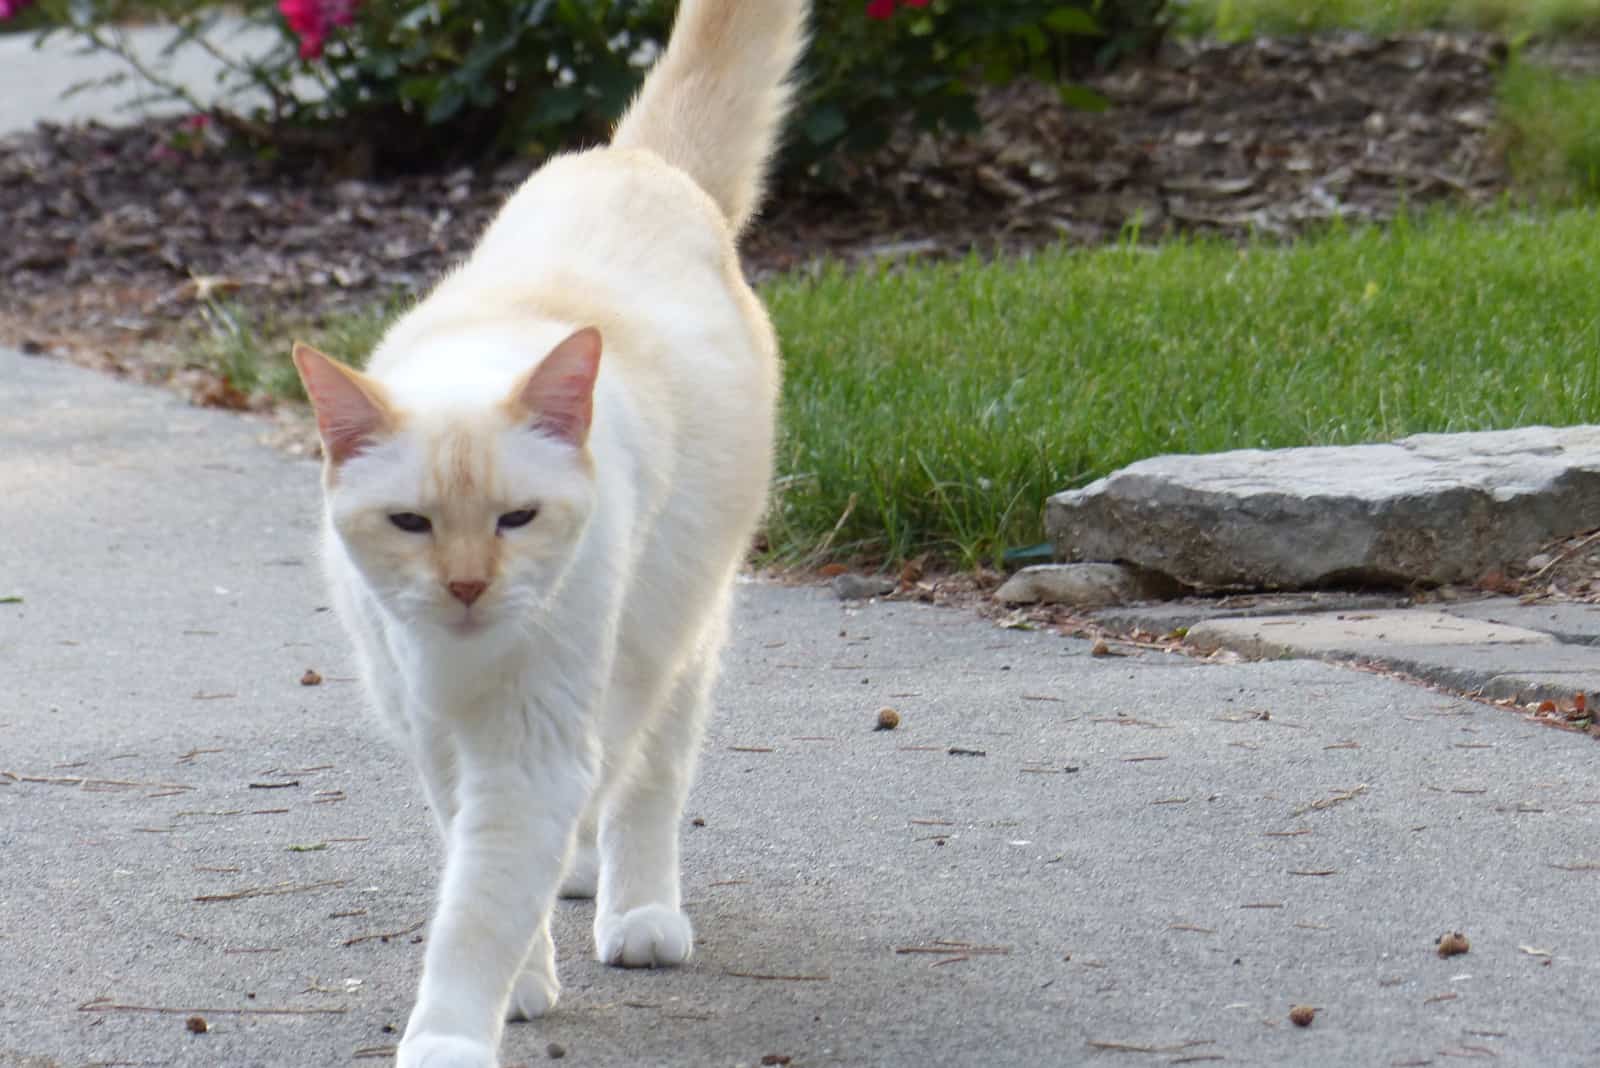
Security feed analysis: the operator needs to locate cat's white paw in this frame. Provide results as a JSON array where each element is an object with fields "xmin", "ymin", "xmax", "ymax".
[
  {"xmin": 558, "ymin": 845, "xmax": 599, "ymax": 899},
  {"xmin": 396, "ymin": 1032, "xmax": 495, "ymax": 1068},
  {"xmin": 595, "ymin": 904, "xmax": 694, "ymax": 968},
  {"xmin": 505, "ymin": 968, "xmax": 560, "ymax": 1021}
]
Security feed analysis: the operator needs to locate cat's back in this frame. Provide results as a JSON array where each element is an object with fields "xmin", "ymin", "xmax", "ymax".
[
  {"xmin": 369, "ymin": 145, "xmax": 773, "ymax": 406},
  {"xmin": 366, "ymin": 143, "xmax": 776, "ymax": 485},
  {"xmin": 473, "ymin": 147, "xmax": 739, "ymax": 304}
]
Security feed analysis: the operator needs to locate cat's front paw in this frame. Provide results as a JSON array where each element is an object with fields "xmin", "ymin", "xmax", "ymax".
[
  {"xmin": 396, "ymin": 1032, "xmax": 495, "ymax": 1068},
  {"xmin": 595, "ymin": 904, "xmax": 694, "ymax": 968},
  {"xmin": 505, "ymin": 968, "xmax": 560, "ymax": 1021}
]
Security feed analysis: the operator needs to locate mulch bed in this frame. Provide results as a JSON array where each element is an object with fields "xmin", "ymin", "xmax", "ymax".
[{"xmin": 1, "ymin": 31, "xmax": 1510, "ymax": 379}]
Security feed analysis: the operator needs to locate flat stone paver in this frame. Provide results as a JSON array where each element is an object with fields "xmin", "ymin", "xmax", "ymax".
[
  {"xmin": 1088, "ymin": 592, "xmax": 1412, "ymax": 636},
  {"xmin": 1444, "ymin": 597, "xmax": 1600, "ymax": 646},
  {"xmin": 1175, "ymin": 606, "xmax": 1600, "ymax": 708},
  {"xmin": 1185, "ymin": 610, "xmax": 1554, "ymax": 657}
]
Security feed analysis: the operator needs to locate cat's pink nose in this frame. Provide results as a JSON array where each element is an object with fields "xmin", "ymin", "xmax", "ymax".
[{"xmin": 448, "ymin": 580, "xmax": 488, "ymax": 606}]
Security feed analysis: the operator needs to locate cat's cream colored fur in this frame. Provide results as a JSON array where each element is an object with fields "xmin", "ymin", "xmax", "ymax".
[{"xmin": 290, "ymin": 3, "xmax": 808, "ymax": 1065}]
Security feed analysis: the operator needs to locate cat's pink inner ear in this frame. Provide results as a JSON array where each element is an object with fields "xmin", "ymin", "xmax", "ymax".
[
  {"xmin": 291, "ymin": 342, "xmax": 393, "ymax": 466},
  {"xmin": 512, "ymin": 327, "xmax": 602, "ymax": 446}
]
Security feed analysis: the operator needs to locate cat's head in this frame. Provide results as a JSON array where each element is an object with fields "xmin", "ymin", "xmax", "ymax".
[{"xmin": 292, "ymin": 327, "xmax": 602, "ymax": 637}]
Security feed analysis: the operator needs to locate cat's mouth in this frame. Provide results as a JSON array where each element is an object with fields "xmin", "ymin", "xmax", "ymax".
[{"xmin": 447, "ymin": 612, "xmax": 490, "ymax": 637}]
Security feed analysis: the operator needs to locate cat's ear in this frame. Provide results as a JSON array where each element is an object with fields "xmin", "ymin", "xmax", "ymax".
[
  {"xmin": 507, "ymin": 327, "xmax": 602, "ymax": 447},
  {"xmin": 291, "ymin": 342, "xmax": 395, "ymax": 466}
]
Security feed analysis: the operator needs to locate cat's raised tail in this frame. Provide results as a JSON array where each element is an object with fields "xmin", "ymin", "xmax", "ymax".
[{"xmin": 612, "ymin": 0, "xmax": 809, "ymax": 235}]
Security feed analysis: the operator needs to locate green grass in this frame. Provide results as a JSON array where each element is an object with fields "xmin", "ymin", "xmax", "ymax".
[
  {"xmin": 1499, "ymin": 59, "xmax": 1600, "ymax": 198},
  {"xmin": 764, "ymin": 209, "xmax": 1600, "ymax": 567},
  {"xmin": 190, "ymin": 296, "xmax": 402, "ymax": 399},
  {"xmin": 203, "ymin": 208, "xmax": 1600, "ymax": 570},
  {"xmin": 1180, "ymin": 0, "xmax": 1600, "ymax": 38}
]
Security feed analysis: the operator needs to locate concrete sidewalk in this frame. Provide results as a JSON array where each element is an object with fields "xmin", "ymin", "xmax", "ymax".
[
  {"xmin": 0, "ymin": 21, "xmax": 310, "ymax": 137},
  {"xmin": 4, "ymin": 348, "xmax": 1598, "ymax": 1068}
]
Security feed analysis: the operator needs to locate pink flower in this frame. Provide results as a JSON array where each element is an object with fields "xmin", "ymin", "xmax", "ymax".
[
  {"xmin": 279, "ymin": 0, "xmax": 359, "ymax": 60},
  {"xmin": 0, "ymin": 0, "xmax": 36, "ymax": 19},
  {"xmin": 866, "ymin": 0, "xmax": 928, "ymax": 19}
]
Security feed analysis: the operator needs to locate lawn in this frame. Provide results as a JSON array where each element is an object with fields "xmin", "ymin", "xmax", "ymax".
[
  {"xmin": 765, "ymin": 209, "xmax": 1600, "ymax": 567},
  {"xmin": 1181, "ymin": 0, "xmax": 1600, "ymax": 38}
]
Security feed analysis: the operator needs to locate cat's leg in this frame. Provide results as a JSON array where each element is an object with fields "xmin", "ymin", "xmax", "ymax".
[
  {"xmin": 557, "ymin": 796, "xmax": 601, "ymax": 899},
  {"xmin": 507, "ymin": 799, "xmax": 594, "ymax": 1023},
  {"xmin": 408, "ymin": 719, "xmax": 460, "ymax": 844},
  {"xmin": 398, "ymin": 715, "xmax": 593, "ymax": 1068},
  {"xmin": 507, "ymin": 789, "xmax": 598, "ymax": 1024},
  {"xmin": 592, "ymin": 651, "xmax": 716, "ymax": 968},
  {"xmin": 504, "ymin": 912, "xmax": 559, "ymax": 1022}
]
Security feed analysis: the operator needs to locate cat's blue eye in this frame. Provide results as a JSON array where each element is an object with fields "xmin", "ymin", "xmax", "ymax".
[
  {"xmin": 389, "ymin": 512, "xmax": 432, "ymax": 534},
  {"xmin": 497, "ymin": 509, "xmax": 538, "ymax": 531}
]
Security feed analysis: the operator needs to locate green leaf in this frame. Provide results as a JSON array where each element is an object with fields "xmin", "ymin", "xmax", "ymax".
[
  {"xmin": 589, "ymin": 62, "xmax": 642, "ymax": 117},
  {"xmin": 801, "ymin": 105, "xmax": 848, "ymax": 147},
  {"xmin": 1044, "ymin": 6, "xmax": 1102, "ymax": 35},
  {"xmin": 983, "ymin": 56, "xmax": 1014, "ymax": 85},
  {"xmin": 426, "ymin": 85, "xmax": 466, "ymax": 123},
  {"xmin": 397, "ymin": 75, "xmax": 439, "ymax": 104},
  {"xmin": 529, "ymin": 86, "xmax": 586, "ymax": 127},
  {"xmin": 397, "ymin": 5, "xmax": 437, "ymax": 31},
  {"xmin": 1057, "ymin": 83, "xmax": 1111, "ymax": 113},
  {"xmin": 520, "ymin": 0, "xmax": 556, "ymax": 28}
]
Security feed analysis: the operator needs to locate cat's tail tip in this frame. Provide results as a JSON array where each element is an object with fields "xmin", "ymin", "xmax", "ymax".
[{"xmin": 611, "ymin": 0, "xmax": 810, "ymax": 236}]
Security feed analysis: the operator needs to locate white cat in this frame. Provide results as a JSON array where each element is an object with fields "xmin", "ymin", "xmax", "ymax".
[{"xmin": 289, "ymin": 2, "xmax": 809, "ymax": 1065}]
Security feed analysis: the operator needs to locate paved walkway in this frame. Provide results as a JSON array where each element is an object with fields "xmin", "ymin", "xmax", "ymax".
[{"xmin": 4, "ymin": 352, "xmax": 1599, "ymax": 1068}]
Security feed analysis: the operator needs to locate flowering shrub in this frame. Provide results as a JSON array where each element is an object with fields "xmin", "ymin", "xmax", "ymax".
[
  {"xmin": 0, "ymin": 0, "xmax": 42, "ymax": 26},
  {"xmin": 19, "ymin": 0, "xmax": 1169, "ymax": 176},
  {"xmin": 865, "ymin": 0, "xmax": 928, "ymax": 19},
  {"xmin": 278, "ymin": 0, "xmax": 357, "ymax": 59}
]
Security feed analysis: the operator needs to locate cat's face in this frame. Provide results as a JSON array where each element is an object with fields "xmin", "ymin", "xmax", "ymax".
[
  {"xmin": 330, "ymin": 419, "xmax": 594, "ymax": 634},
  {"xmin": 294, "ymin": 328, "xmax": 602, "ymax": 637}
]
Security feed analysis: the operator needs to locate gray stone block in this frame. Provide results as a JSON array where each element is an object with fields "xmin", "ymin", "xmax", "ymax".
[
  {"xmin": 1183, "ymin": 609, "xmax": 1554, "ymax": 661},
  {"xmin": 1181, "ymin": 610, "xmax": 1600, "ymax": 702},
  {"xmin": 1047, "ymin": 425, "xmax": 1600, "ymax": 589},
  {"xmin": 1088, "ymin": 591, "xmax": 1412, "ymax": 635}
]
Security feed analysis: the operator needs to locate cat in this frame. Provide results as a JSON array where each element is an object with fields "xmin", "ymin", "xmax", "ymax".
[{"xmin": 288, "ymin": 2, "xmax": 809, "ymax": 1065}]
